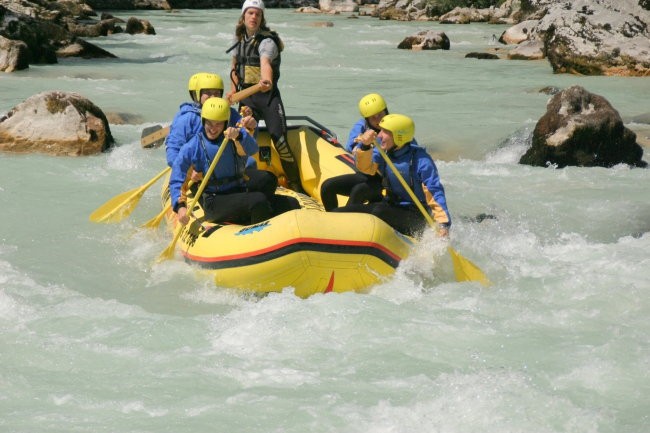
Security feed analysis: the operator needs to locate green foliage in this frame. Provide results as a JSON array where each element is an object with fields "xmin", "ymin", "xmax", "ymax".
[
  {"xmin": 427, "ymin": 0, "xmax": 504, "ymax": 15},
  {"xmin": 520, "ymin": 0, "xmax": 536, "ymax": 13}
]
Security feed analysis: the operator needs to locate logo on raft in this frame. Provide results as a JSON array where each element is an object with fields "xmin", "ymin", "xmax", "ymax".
[{"xmin": 236, "ymin": 221, "xmax": 270, "ymax": 236}]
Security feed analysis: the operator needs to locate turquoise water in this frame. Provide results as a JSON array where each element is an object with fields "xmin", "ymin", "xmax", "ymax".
[{"xmin": 1, "ymin": 9, "xmax": 649, "ymax": 433}]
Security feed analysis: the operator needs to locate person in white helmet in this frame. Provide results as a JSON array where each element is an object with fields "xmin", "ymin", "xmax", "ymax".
[{"xmin": 226, "ymin": 0, "xmax": 304, "ymax": 194}]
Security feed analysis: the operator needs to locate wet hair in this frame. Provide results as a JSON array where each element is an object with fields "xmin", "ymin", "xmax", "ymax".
[{"xmin": 235, "ymin": 13, "xmax": 269, "ymax": 40}]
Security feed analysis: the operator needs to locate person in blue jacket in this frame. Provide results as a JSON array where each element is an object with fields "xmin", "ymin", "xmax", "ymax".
[
  {"xmin": 320, "ymin": 93, "xmax": 387, "ymax": 210},
  {"xmin": 332, "ymin": 113, "xmax": 451, "ymax": 238},
  {"xmin": 170, "ymin": 97, "xmax": 273, "ymax": 226},
  {"xmin": 165, "ymin": 72, "xmax": 257, "ymax": 168}
]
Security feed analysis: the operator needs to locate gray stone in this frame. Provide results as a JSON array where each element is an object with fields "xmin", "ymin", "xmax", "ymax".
[
  {"xmin": 520, "ymin": 86, "xmax": 647, "ymax": 168},
  {"xmin": 0, "ymin": 91, "xmax": 114, "ymax": 156}
]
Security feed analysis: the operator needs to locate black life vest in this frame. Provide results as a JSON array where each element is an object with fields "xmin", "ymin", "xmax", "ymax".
[{"xmin": 229, "ymin": 30, "xmax": 282, "ymax": 90}]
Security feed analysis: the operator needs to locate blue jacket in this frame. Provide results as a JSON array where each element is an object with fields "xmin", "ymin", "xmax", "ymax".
[
  {"xmin": 170, "ymin": 127, "xmax": 258, "ymax": 211},
  {"xmin": 165, "ymin": 102, "xmax": 201, "ymax": 166},
  {"xmin": 165, "ymin": 104, "xmax": 255, "ymax": 168},
  {"xmin": 345, "ymin": 118, "xmax": 371, "ymax": 152},
  {"xmin": 355, "ymin": 142, "xmax": 450, "ymax": 226}
]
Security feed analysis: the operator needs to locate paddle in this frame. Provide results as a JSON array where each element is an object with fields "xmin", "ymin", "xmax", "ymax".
[
  {"xmin": 156, "ymin": 136, "xmax": 230, "ymax": 262},
  {"xmin": 139, "ymin": 84, "xmax": 263, "ymax": 149},
  {"xmin": 89, "ymin": 167, "xmax": 171, "ymax": 223},
  {"xmin": 141, "ymin": 202, "xmax": 171, "ymax": 229},
  {"xmin": 141, "ymin": 125, "xmax": 170, "ymax": 148},
  {"xmin": 229, "ymin": 82, "xmax": 263, "ymax": 104},
  {"xmin": 374, "ymin": 144, "xmax": 490, "ymax": 286},
  {"xmin": 141, "ymin": 180, "xmax": 195, "ymax": 229}
]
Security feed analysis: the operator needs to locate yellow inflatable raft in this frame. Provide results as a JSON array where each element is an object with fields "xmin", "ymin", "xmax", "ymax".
[{"xmin": 162, "ymin": 117, "xmax": 413, "ymax": 297}]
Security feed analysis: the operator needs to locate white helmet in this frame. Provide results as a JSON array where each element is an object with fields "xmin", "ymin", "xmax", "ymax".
[{"xmin": 242, "ymin": 0, "xmax": 265, "ymax": 13}]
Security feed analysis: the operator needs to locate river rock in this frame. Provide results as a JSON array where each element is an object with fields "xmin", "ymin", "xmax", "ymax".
[
  {"xmin": 0, "ymin": 1, "xmax": 119, "ymax": 67},
  {"xmin": 398, "ymin": 30, "xmax": 449, "ymax": 50},
  {"xmin": 507, "ymin": 38, "xmax": 544, "ymax": 60},
  {"xmin": 0, "ymin": 91, "xmax": 114, "ymax": 156},
  {"xmin": 66, "ymin": 18, "xmax": 125, "ymax": 37},
  {"xmin": 125, "ymin": 16, "xmax": 156, "ymax": 35},
  {"xmin": 465, "ymin": 52, "xmax": 499, "ymax": 60},
  {"xmin": 296, "ymin": 6, "xmax": 322, "ymax": 13},
  {"xmin": 0, "ymin": 35, "xmax": 29, "ymax": 72},
  {"xmin": 541, "ymin": 0, "xmax": 650, "ymax": 76},
  {"xmin": 439, "ymin": 6, "xmax": 488, "ymax": 24},
  {"xmin": 499, "ymin": 19, "xmax": 538, "ymax": 44},
  {"xmin": 319, "ymin": 0, "xmax": 357, "ymax": 13},
  {"xmin": 374, "ymin": 0, "xmax": 431, "ymax": 21},
  {"xmin": 500, "ymin": 0, "xmax": 650, "ymax": 76},
  {"xmin": 519, "ymin": 86, "xmax": 647, "ymax": 168}
]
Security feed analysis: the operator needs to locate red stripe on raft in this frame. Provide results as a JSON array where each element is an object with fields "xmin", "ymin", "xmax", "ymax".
[
  {"xmin": 324, "ymin": 271, "xmax": 335, "ymax": 293},
  {"xmin": 182, "ymin": 237, "xmax": 402, "ymax": 263}
]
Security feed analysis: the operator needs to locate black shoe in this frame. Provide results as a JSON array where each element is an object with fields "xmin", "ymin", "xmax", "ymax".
[{"xmin": 289, "ymin": 181, "xmax": 306, "ymax": 195}]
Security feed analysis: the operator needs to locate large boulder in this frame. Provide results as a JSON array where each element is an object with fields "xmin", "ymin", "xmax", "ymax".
[
  {"xmin": 0, "ymin": 1, "xmax": 118, "ymax": 67},
  {"xmin": 540, "ymin": 0, "xmax": 650, "ymax": 76},
  {"xmin": 520, "ymin": 86, "xmax": 647, "ymax": 168},
  {"xmin": 501, "ymin": 0, "xmax": 650, "ymax": 76},
  {"xmin": 0, "ymin": 91, "xmax": 114, "ymax": 156},
  {"xmin": 0, "ymin": 35, "xmax": 29, "ymax": 72}
]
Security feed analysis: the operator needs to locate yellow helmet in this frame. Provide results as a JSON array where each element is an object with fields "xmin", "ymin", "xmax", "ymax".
[
  {"xmin": 379, "ymin": 114, "xmax": 415, "ymax": 148},
  {"xmin": 358, "ymin": 93, "xmax": 387, "ymax": 118},
  {"xmin": 195, "ymin": 73, "xmax": 224, "ymax": 100},
  {"xmin": 201, "ymin": 97, "xmax": 231, "ymax": 123},
  {"xmin": 187, "ymin": 72, "xmax": 207, "ymax": 102}
]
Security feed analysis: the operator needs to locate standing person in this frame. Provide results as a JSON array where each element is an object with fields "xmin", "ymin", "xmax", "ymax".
[
  {"xmin": 226, "ymin": 0, "xmax": 304, "ymax": 193},
  {"xmin": 320, "ymin": 93, "xmax": 387, "ymax": 210},
  {"xmin": 331, "ymin": 114, "xmax": 451, "ymax": 238},
  {"xmin": 170, "ymin": 97, "xmax": 273, "ymax": 226}
]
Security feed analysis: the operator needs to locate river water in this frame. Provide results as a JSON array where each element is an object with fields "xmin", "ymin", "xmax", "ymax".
[{"xmin": 1, "ymin": 8, "xmax": 649, "ymax": 433}]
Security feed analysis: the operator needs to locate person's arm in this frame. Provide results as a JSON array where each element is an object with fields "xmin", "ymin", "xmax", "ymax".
[
  {"xmin": 258, "ymin": 38, "xmax": 278, "ymax": 92},
  {"xmin": 418, "ymin": 152, "xmax": 451, "ymax": 235},
  {"xmin": 232, "ymin": 126, "xmax": 258, "ymax": 156},
  {"xmin": 259, "ymin": 57, "xmax": 273, "ymax": 92},
  {"xmin": 165, "ymin": 106, "xmax": 195, "ymax": 166},
  {"xmin": 346, "ymin": 119, "xmax": 366, "ymax": 152},
  {"xmin": 170, "ymin": 139, "xmax": 197, "ymax": 225},
  {"xmin": 353, "ymin": 146, "xmax": 378, "ymax": 175}
]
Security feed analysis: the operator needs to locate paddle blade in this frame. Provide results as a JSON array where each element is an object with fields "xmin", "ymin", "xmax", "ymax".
[
  {"xmin": 156, "ymin": 242, "xmax": 177, "ymax": 263},
  {"xmin": 141, "ymin": 125, "xmax": 169, "ymax": 149},
  {"xmin": 448, "ymin": 246, "xmax": 490, "ymax": 286},
  {"xmin": 89, "ymin": 188, "xmax": 144, "ymax": 223},
  {"xmin": 156, "ymin": 225, "xmax": 184, "ymax": 263},
  {"xmin": 141, "ymin": 204, "xmax": 170, "ymax": 229}
]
